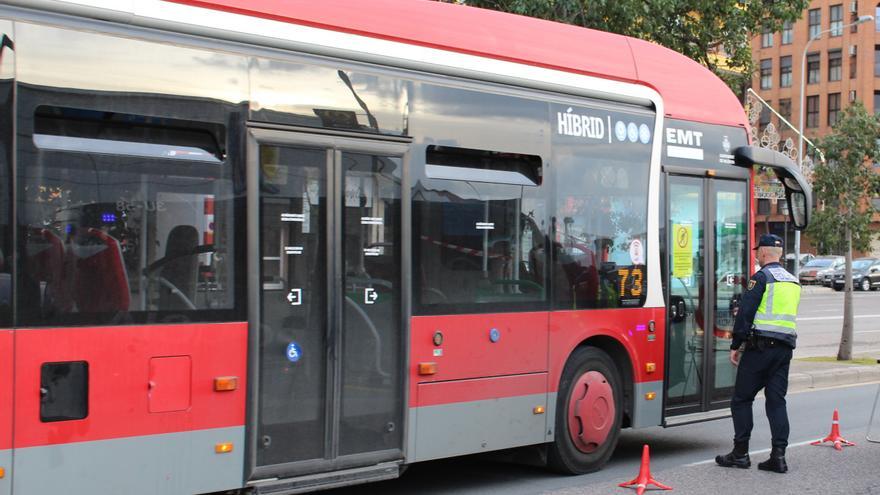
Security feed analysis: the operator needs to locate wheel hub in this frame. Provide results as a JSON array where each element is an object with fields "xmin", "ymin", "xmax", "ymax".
[{"xmin": 567, "ymin": 370, "xmax": 614, "ymax": 454}]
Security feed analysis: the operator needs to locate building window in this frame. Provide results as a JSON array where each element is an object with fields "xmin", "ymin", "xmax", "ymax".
[
  {"xmin": 851, "ymin": 47, "xmax": 858, "ymax": 78},
  {"xmin": 829, "ymin": 49, "xmax": 843, "ymax": 81},
  {"xmin": 876, "ymin": 4, "xmax": 880, "ymax": 30},
  {"xmin": 782, "ymin": 21, "xmax": 793, "ymax": 44},
  {"xmin": 874, "ymin": 91, "xmax": 880, "ymax": 115},
  {"xmin": 807, "ymin": 53, "xmax": 821, "ymax": 84},
  {"xmin": 809, "ymin": 8, "xmax": 822, "ymax": 39},
  {"xmin": 759, "ymin": 103, "xmax": 772, "ymax": 129},
  {"xmin": 761, "ymin": 26, "xmax": 774, "ymax": 48},
  {"xmin": 852, "ymin": 3, "xmax": 860, "ymax": 33},
  {"xmin": 778, "ymin": 199, "xmax": 789, "ymax": 216},
  {"xmin": 831, "ymin": 5, "xmax": 844, "ymax": 36},
  {"xmin": 875, "ymin": 45, "xmax": 880, "ymax": 76},
  {"xmin": 760, "ymin": 58, "xmax": 773, "ymax": 89},
  {"xmin": 757, "ymin": 199, "xmax": 771, "ymax": 215},
  {"xmin": 828, "ymin": 92, "xmax": 841, "ymax": 125},
  {"xmin": 779, "ymin": 98, "xmax": 792, "ymax": 123},
  {"xmin": 780, "ymin": 56, "xmax": 792, "ymax": 87},
  {"xmin": 806, "ymin": 95, "xmax": 820, "ymax": 128}
]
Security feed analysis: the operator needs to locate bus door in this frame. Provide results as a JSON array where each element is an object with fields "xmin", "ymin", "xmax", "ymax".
[
  {"xmin": 247, "ymin": 129, "xmax": 408, "ymax": 482},
  {"xmin": 663, "ymin": 174, "xmax": 748, "ymax": 423}
]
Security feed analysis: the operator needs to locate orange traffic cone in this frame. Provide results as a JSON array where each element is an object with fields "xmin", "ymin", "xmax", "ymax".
[
  {"xmin": 618, "ymin": 444, "xmax": 672, "ymax": 495},
  {"xmin": 811, "ymin": 409, "xmax": 855, "ymax": 451}
]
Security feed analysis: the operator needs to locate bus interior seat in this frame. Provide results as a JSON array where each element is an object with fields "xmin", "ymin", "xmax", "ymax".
[
  {"xmin": 25, "ymin": 227, "xmax": 73, "ymax": 312},
  {"xmin": 160, "ymin": 225, "xmax": 199, "ymax": 310},
  {"xmin": 72, "ymin": 228, "xmax": 131, "ymax": 313}
]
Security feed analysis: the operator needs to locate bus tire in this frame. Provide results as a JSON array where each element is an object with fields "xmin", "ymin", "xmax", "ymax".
[{"xmin": 547, "ymin": 346, "xmax": 623, "ymax": 475}]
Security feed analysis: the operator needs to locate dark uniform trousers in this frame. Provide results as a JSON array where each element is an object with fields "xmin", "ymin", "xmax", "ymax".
[{"xmin": 731, "ymin": 340, "xmax": 793, "ymax": 450}]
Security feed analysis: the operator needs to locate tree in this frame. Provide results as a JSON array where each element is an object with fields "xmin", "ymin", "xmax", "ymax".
[
  {"xmin": 807, "ymin": 101, "xmax": 880, "ymax": 360},
  {"xmin": 455, "ymin": 0, "xmax": 808, "ymax": 92}
]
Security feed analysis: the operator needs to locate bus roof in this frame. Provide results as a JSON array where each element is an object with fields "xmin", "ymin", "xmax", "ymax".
[{"xmin": 170, "ymin": 0, "xmax": 747, "ymax": 128}]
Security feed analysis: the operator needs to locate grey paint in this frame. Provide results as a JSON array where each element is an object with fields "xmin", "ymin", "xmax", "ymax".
[
  {"xmin": 13, "ymin": 427, "xmax": 244, "ymax": 495},
  {"xmin": 544, "ymin": 392, "xmax": 557, "ymax": 441},
  {"xmin": 409, "ymin": 393, "xmax": 549, "ymax": 463},
  {"xmin": 0, "ymin": 450, "xmax": 10, "ymax": 495},
  {"xmin": 633, "ymin": 380, "xmax": 664, "ymax": 428}
]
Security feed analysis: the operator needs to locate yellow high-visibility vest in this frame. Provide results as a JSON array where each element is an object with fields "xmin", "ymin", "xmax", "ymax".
[{"xmin": 753, "ymin": 265, "xmax": 801, "ymax": 339}]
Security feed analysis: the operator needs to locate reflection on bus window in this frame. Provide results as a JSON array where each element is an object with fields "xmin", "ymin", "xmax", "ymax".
[
  {"xmin": 18, "ymin": 107, "xmax": 241, "ymax": 326},
  {"xmin": 414, "ymin": 179, "xmax": 547, "ymax": 315},
  {"xmin": 552, "ymin": 130, "xmax": 651, "ymax": 310}
]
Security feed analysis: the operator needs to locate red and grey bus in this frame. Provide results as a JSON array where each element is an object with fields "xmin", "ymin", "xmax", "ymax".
[{"xmin": 0, "ymin": 1, "xmax": 810, "ymax": 494}]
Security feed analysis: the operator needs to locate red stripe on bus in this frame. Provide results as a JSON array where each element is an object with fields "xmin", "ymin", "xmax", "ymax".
[
  {"xmin": 0, "ymin": 329, "xmax": 11, "ymax": 450},
  {"xmin": 13, "ymin": 323, "xmax": 246, "ymax": 448},
  {"xmin": 416, "ymin": 373, "xmax": 547, "ymax": 407}
]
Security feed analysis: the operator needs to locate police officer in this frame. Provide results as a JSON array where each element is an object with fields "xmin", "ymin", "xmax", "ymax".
[{"xmin": 716, "ymin": 234, "xmax": 800, "ymax": 474}]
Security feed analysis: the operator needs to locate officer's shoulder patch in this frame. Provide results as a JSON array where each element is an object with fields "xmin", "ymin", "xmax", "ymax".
[{"xmin": 748, "ymin": 279, "xmax": 757, "ymax": 291}]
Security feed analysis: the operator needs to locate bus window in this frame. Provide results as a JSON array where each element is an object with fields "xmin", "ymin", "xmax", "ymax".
[
  {"xmin": 551, "ymin": 104, "xmax": 653, "ymax": 309},
  {"xmin": 18, "ymin": 106, "xmax": 242, "ymax": 326},
  {"xmin": 414, "ymin": 148, "xmax": 547, "ymax": 315}
]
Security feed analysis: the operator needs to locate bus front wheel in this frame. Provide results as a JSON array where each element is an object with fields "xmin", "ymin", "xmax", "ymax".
[{"xmin": 548, "ymin": 346, "xmax": 623, "ymax": 474}]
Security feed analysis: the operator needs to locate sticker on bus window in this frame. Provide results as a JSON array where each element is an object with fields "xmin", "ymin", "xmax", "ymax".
[
  {"xmin": 286, "ymin": 342, "xmax": 302, "ymax": 363},
  {"xmin": 629, "ymin": 239, "xmax": 644, "ymax": 265}
]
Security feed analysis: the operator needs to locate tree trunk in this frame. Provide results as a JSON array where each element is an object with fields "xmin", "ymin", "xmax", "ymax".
[{"xmin": 838, "ymin": 226, "xmax": 854, "ymax": 361}]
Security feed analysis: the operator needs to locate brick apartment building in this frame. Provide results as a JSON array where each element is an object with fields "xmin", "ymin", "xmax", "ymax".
[{"xmin": 750, "ymin": 0, "xmax": 880, "ymax": 257}]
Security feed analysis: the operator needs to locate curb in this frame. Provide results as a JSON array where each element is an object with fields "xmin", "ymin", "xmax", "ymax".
[{"xmin": 789, "ymin": 366, "xmax": 880, "ymax": 392}]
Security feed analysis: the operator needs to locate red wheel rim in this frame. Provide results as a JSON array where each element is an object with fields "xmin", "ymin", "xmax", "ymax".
[{"xmin": 567, "ymin": 370, "xmax": 614, "ymax": 454}]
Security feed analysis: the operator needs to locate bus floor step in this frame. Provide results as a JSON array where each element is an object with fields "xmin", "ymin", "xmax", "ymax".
[{"xmin": 249, "ymin": 461, "xmax": 402, "ymax": 495}]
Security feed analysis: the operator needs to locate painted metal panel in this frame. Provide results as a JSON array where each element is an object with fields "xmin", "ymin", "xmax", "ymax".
[
  {"xmin": 410, "ymin": 312, "xmax": 549, "ymax": 386},
  {"xmin": 549, "ymin": 308, "xmax": 665, "ymax": 393},
  {"xmin": 633, "ymin": 381, "xmax": 664, "ymax": 428},
  {"xmin": 410, "ymin": 393, "xmax": 548, "ymax": 463},
  {"xmin": 415, "ymin": 372, "xmax": 547, "ymax": 408},
  {"xmin": 14, "ymin": 323, "xmax": 247, "ymax": 448},
  {"xmin": 148, "ymin": 356, "xmax": 192, "ymax": 413},
  {"xmin": 13, "ymin": 427, "xmax": 244, "ymax": 495},
  {"xmin": 0, "ymin": 450, "xmax": 9, "ymax": 495},
  {"xmin": 0, "ymin": 331, "xmax": 10, "ymax": 453}
]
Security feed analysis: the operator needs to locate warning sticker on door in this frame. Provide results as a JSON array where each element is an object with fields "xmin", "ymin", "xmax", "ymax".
[{"xmin": 672, "ymin": 223, "xmax": 693, "ymax": 278}]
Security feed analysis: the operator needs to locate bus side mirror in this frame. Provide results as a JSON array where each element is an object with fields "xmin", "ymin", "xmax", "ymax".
[{"xmin": 732, "ymin": 146, "xmax": 812, "ymax": 231}]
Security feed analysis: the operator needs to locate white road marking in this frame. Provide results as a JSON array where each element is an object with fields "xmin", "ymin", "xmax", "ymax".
[
  {"xmin": 684, "ymin": 439, "xmax": 818, "ymax": 467},
  {"xmin": 799, "ymin": 314, "xmax": 880, "ymax": 321}
]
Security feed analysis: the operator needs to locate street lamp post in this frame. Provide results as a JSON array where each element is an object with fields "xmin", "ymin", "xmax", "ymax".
[{"xmin": 795, "ymin": 14, "xmax": 873, "ymax": 274}]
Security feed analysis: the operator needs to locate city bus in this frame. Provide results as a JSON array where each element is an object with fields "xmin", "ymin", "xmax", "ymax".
[{"xmin": 0, "ymin": 1, "xmax": 811, "ymax": 494}]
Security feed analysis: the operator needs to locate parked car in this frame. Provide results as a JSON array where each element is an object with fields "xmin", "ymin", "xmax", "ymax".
[
  {"xmin": 797, "ymin": 256, "xmax": 844, "ymax": 285},
  {"xmin": 832, "ymin": 258, "xmax": 880, "ymax": 291},
  {"xmin": 818, "ymin": 257, "xmax": 846, "ymax": 286},
  {"xmin": 785, "ymin": 252, "xmax": 815, "ymax": 274}
]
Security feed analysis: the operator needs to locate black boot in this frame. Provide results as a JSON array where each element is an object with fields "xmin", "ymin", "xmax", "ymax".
[
  {"xmin": 715, "ymin": 442, "xmax": 751, "ymax": 469},
  {"xmin": 757, "ymin": 448, "xmax": 787, "ymax": 473}
]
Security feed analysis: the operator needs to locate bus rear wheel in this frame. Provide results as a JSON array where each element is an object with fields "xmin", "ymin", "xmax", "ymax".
[{"xmin": 548, "ymin": 346, "xmax": 623, "ymax": 474}]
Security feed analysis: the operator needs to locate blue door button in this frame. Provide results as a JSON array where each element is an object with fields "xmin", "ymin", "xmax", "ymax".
[{"xmin": 489, "ymin": 328, "xmax": 500, "ymax": 343}]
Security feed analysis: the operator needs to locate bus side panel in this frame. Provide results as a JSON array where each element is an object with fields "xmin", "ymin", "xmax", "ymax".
[
  {"xmin": 0, "ymin": 330, "xmax": 11, "ymax": 495},
  {"xmin": 408, "ymin": 312, "xmax": 550, "ymax": 462},
  {"xmin": 12, "ymin": 323, "xmax": 246, "ymax": 495},
  {"xmin": 548, "ymin": 308, "xmax": 666, "ymax": 428}
]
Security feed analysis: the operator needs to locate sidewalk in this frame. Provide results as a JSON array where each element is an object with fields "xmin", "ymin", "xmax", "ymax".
[{"xmin": 789, "ymin": 357, "xmax": 880, "ymax": 393}]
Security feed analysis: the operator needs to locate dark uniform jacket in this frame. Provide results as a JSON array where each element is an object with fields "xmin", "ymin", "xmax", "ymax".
[{"xmin": 731, "ymin": 261, "xmax": 797, "ymax": 350}]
